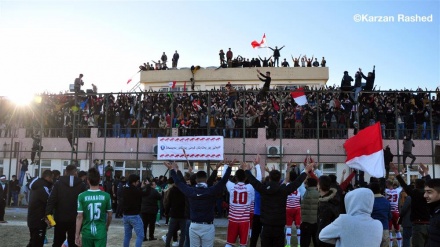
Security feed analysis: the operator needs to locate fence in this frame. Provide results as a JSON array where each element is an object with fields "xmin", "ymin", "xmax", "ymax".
[{"xmin": 0, "ymin": 88, "xmax": 438, "ymax": 178}]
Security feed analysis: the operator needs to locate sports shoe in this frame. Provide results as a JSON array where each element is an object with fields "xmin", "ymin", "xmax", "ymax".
[
  {"xmin": 172, "ymin": 242, "xmax": 179, "ymax": 247},
  {"xmin": 162, "ymin": 235, "xmax": 166, "ymax": 243},
  {"xmin": 156, "ymin": 221, "xmax": 161, "ymax": 226}
]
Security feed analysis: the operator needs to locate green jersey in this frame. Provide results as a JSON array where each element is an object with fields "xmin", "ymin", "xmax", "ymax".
[{"xmin": 77, "ymin": 190, "xmax": 112, "ymax": 240}]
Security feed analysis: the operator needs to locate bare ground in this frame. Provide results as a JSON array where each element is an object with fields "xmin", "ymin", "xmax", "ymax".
[{"xmin": 1, "ymin": 207, "xmax": 280, "ymax": 247}]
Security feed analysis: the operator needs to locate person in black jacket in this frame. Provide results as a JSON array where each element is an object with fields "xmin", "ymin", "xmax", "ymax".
[
  {"xmin": 243, "ymin": 161, "xmax": 313, "ymax": 247},
  {"xmin": 45, "ymin": 164, "xmax": 87, "ymax": 247},
  {"xmin": 141, "ymin": 180, "xmax": 162, "ymax": 241},
  {"xmin": 340, "ymin": 71, "xmax": 353, "ymax": 92},
  {"xmin": 176, "ymin": 162, "xmax": 220, "ymax": 247},
  {"xmin": 0, "ymin": 175, "xmax": 9, "ymax": 223},
  {"xmin": 122, "ymin": 174, "xmax": 151, "ymax": 247},
  {"xmin": 360, "ymin": 65, "xmax": 375, "ymax": 91},
  {"xmin": 115, "ymin": 176, "xmax": 126, "ymax": 218},
  {"xmin": 256, "ymin": 69, "xmax": 272, "ymax": 101},
  {"xmin": 167, "ymin": 161, "xmax": 232, "ymax": 247},
  {"xmin": 391, "ymin": 163, "xmax": 430, "ymax": 247},
  {"xmin": 316, "ymin": 175, "xmax": 341, "ymax": 247},
  {"xmin": 384, "ymin": 145, "xmax": 394, "ymax": 179},
  {"xmin": 19, "ymin": 158, "xmax": 29, "ymax": 186},
  {"xmin": 30, "ymin": 134, "xmax": 43, "ymax": 164},
  {"xmin": 164, "ymin": 177, "xmax": 186, "ymax": 247},
  {"xmin": 268, "ymin": 45, "xmax": 285, "ymax": 67},
  {"xmin": 27, "ymin": 170, "xmax": 53, "ymax": 247},
  {"xmin": 419, "ymin": 164, "xmax": 440, "ymax": 247}
]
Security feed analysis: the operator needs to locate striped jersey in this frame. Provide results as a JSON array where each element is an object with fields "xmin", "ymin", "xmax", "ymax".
[
  {"xmin": 385, "ymin": 187, "xmax": 402, "ymax": 212},
  {"xmin": 286, "ymin": 189, "xmax": 301, "ymax": 209},
  {"xmin": 226, "ymin": 181, "xmax": 254, "ymax": 222}
]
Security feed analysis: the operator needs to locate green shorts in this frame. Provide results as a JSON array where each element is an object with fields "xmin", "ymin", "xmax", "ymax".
[{"xmin": 81, "ymin": 237, "xmax": 107, "ymax": 247}]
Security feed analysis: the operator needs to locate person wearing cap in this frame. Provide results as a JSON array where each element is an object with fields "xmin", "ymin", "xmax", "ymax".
[
  {"xmin": 166, "ymin": 160, "xmax": 233, "ymax": 247},
  {"xmin": 0, "ymin": 175, "xmax": 8, "ymax": 223}
]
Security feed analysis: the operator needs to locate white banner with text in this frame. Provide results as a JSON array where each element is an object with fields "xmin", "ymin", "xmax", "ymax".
[{"xmin": 157, "ymin": 136, "xmax": 224, "ymax": 160}]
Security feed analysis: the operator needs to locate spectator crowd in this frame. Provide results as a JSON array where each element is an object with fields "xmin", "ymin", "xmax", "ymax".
[{"xmin": 1, "ymin": 84, "xmax": 440, "ymax": 142}]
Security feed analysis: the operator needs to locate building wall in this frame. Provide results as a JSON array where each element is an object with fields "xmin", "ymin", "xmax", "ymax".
[
  {"xmin": 140, "ymin": 67, "xmax": 329, "ymax": 91},
  {"xmin": 0, "ymin": 127, "xmax": 439, "ymax": 181}
]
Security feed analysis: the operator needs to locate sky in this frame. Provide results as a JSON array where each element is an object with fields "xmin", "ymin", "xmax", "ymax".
[{"xmin": 0, "ymin": 0, "xmax": 438, "ymax": 103}]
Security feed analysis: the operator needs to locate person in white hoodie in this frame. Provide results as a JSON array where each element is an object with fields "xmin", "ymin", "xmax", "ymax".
[{"xmin": 319, "ymin": 187, "xmax": 382, "ymax": 247}]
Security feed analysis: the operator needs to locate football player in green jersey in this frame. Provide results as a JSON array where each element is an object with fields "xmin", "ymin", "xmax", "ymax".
[{"xmin": 75, "ymin": 168, "xmax": 112, "ymax": 247}]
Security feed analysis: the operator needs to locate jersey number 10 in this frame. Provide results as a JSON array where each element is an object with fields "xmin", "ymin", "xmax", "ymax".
[{"xmin": 233, "ymin": 191, "xmax": 248, "ymax": 205}]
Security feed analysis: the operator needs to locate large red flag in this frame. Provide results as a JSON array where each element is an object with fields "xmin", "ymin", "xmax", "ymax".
[
  {"xmin": 343, "ymin": 122, "xmax": 385, "ymax": 177},
  {"xmin": 290, "ymin": 87, "xmax": 308, "ymax": 105},
  {"xmin": 251, "ymin": 33, "xmax": 266, "ymax": 49}
]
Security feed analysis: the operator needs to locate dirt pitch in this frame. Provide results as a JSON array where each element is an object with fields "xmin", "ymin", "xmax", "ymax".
[{"xmin": 1, "ymin": 207, "xmax": 298, "ymax": 247}]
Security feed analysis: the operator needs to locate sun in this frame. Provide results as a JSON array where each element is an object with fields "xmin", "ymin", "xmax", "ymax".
[{"xmin": 6, "ymin": 90, "xmax": 37, "ymax": 107}]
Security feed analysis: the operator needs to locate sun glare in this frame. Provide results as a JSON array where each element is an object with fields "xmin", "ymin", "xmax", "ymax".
[{"xmin": 7, "ymin": 91, "xmax": 37, "ymax": 106}]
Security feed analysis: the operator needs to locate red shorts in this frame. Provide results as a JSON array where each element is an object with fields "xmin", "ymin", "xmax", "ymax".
[
  {"xmin": 388, "ymin": 211, "xmax": 400, "ymax": 230},
  {"xmin": 249, "ymin": 213, "xmax": 254, "ymax": 226},
  {"xmin": 227, "ymin": 220, "xmax": 250, "ymax": 246},
  {"xmin": 286, "ymin": 208, "xmax": 301, "ymax": 227}
]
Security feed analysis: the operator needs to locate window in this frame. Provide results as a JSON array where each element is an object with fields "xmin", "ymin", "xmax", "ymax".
[
  {"xmin": 194, "ymin": 162, "xmax": 205, "ymax": 171},
  {"xmin": 320, "ymin": 163, "xmax": 336, "ymax": 175},
  {"xmin": 115, "ymin": 161, "xmax": 124, "ymax": 168},
  {"xmin": 216, "ymin": 162, "xmax": 240, "ymax": 176},
  {"xmin": 62, "ymin": 160, "xmax": 79, "ymax": 167},
  {"xmin": 125, "ymin": 161, "xmax": 139, "ymax": 169},
  {"xmin": 124, "ymin": 170, "xmax": 139, "ymax": 178},
  {"xmin": 41, "ymin": 160, "xmax": 51, "ymax": 167},
  {"xmin": 0, "ymin": 159, "xmax": 3, "ymax": 176}
]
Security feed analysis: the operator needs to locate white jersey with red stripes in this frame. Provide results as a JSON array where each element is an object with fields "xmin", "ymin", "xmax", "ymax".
[
  {"xmin": 226, "ymin": 181, "xmax": 254, "ymax": 222},
  {"xmin": 385, "ymin": 187, "xmax": 402, "ymax": 212},
  {"xmin": 286, "ymin": 188, "xmax": 301, "ymax": 209}
]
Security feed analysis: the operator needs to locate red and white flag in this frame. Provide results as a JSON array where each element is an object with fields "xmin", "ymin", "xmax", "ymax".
[
  {"xmin": 168, "ymin": 81, "xmax": 177, "ymax": 89},
  {"xmin": 251, "ymin": 33, "xmax": 266, "ymax": 49},
  {"xmin": 290, "ymin": 87, "xmax": 308, "ymax": 105},
  {"xmin": 343, "ymin": 122, "xmax": 385, "ymax": 178}
]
